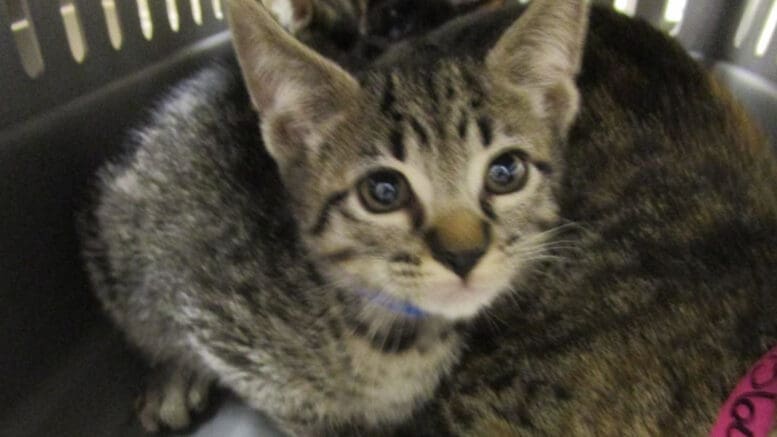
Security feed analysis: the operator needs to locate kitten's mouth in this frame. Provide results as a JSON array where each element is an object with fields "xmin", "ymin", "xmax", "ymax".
[
  {"xmin": 416, "ymin": 283, "xmax": 504, "ymax": 320},
  {"xmin": 333, "ymin": 263, "xmax": 507, "ymax": 320}
]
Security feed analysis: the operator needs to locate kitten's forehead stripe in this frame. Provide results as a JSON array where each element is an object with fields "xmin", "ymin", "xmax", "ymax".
[
  {"xmin": 367, "ymin": 62, "xmax": 504, "ymax": 187},
  {"xmin": 409, "ymin": 117, "xmax": 430, "ymax": 148},
  {"xmin": 357, "ymin": 142, "xmax": 381, "ymax": 159},
  {"xmin": 389, "ymin": 128, "xmax": 406, "ymax": 161},
  {"xmin": 457, "ymin": 113, "xmax": 468, "ymax": 139},
  {"xmin": 477, "ymin": 116, "xmax": 493, "ymax": 147},
  {"xmin": 461, "ymin": 69, "xmax": 485, "ymax": 109},
  {"xmin": 381, "ymin": 74, "xmax": 404, "ymax": 123},
  {"xmin": 380, "ymin": 73, "xmax": 396, "ymax": 114}
]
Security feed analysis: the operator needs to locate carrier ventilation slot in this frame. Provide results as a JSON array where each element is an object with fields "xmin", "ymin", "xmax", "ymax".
[
  {"xmin": 60, "ymin": 0, "xmax": 88, "ymax": 63},
  {"xmin": 3, "ymin": 0, "xmax": 45, "ymax": 77},
  {"xmin": 4, "ymin": 0, "xmax": 776, "ymax": 80},
  {"xmin": 167, "ymin": 0, "xmax": 180, "ymax": 32},
  {"xmin": 212, "ymin": 0, "xmax": 223, "ymax": 19},
  {"xmin": 101, "ymin": 0, "xmax": 123, "ymax": 49},
  {"xmin": 613, "ymin": 0, "xmax": 638, "ymax": 17},
  {"xmin": 755, "ymin": 0, "xmax": 777, "ymax": 57},
  {"xmin": 137, "ymin": 0, "xmax": 154, "ymax": 40},
  {"xmin": 191, "ymin": 0, "xmax": 203, "ymax": 25},
  {"xmin": 734, "ymin": 0, "xmax": 777, "ymax": 59},
  {"xmin": 663, "ymin": 0, "xmax": 687, "ymax": 36},
  {"xmin": 735, "ymin": 0, "xmax": 763, "ymax": 48}
]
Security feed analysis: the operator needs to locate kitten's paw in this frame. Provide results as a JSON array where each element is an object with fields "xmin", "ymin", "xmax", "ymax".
[
  {"xmin": 261, "ymin": 0, "xmax": 312, "ymax": 34},
  {"xmin": 136, "ymin": 366, "xmax": 212, "ymax": 433}
]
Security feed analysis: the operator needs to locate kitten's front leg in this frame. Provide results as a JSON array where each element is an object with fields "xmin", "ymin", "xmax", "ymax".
[{"xmin": 136, "ymin": 364, "xmax": 213, "ymax": 433}]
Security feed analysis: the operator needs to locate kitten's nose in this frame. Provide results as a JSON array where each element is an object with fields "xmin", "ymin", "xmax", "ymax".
[{"xmin": 425, "ymin": 211, "xmax": 491, "ymax": 279}]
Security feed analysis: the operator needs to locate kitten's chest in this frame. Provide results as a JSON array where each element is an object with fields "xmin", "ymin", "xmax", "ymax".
[{"xmin": 337, "ymin": 322, "xmax": 461, "ymax": 424}]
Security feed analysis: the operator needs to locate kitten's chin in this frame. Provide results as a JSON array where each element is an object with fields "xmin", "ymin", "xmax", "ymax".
[
  {"xmin": 404, "ymin": 263, "xmax": 514, "ymax": 320},
  {"xmin": 412, "ymin": 282, "xmax": 507, "ymax": 320}
]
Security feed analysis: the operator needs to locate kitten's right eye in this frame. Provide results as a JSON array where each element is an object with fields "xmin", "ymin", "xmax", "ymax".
[
  {"xmin": 485, "ymin": 151, "xmax": 529, "ymax": 195},
  {"xmin": 357, "ymin": 169, "xmax": 411, "ymax": 213}
]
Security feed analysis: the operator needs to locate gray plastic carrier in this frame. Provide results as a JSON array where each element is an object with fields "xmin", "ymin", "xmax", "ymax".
[{"xmin": 1, "ymin": 1, "xmax": 775, "ymax": 436}]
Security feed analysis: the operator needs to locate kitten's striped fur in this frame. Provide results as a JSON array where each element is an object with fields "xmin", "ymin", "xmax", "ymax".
[{"xmin": 80, "ymin": 0, "xmax": 777, "ymax": 435}]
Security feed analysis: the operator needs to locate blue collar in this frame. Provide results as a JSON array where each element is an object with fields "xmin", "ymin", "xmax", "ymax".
[{"xmin": 359, "ymin": 290, "xmax": 427, "ymax": 319}]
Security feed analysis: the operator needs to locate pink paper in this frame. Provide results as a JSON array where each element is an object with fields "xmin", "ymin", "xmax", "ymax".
[{"xmin": 711, "ymin": 346, "xmax": 777, "ymax": 437}]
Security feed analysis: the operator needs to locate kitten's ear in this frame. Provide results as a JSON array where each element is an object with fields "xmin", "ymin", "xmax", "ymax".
[
  {"xmin": 228, "ymin": 0, "xmax": 360, "ymax": 164},
  {"xmin": 486, "ymin": 0, "xmax": 589, "ymax": 134}
]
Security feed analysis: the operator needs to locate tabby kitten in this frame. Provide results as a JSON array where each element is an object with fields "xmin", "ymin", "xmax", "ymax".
[{"xmin": 81, "ymin": 0, "xmax": 777, "ymax": 436}]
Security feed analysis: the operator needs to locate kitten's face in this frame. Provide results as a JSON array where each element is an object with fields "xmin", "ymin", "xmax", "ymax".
[
  {"xmin": 292, "ymin": 64, "xmax": 562, "ymax": 319},
  {"xmin": 230, "ymin": 0, "xmax": 588, "ymax": 320}
]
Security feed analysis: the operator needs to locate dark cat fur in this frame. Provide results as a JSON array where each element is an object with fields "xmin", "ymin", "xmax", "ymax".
[{"xmin": 81, "ymin": 1, "xmax": 777, "ymax": 436}]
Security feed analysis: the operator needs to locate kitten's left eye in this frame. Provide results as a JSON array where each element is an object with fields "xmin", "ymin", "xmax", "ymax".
[
  {"xmin": 485, "ymin": 151, "xmax": 529, "ymax": 195},
  {"xmin": 358, "ymin": 169, "xmax": 411, "ymax": 213}
]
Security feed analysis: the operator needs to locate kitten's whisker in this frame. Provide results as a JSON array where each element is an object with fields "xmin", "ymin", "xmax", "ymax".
[
  {"xmin": 480, "ymin": 308, "xmax": 500, "ymax": 332},
  {"xmin": 513, "ymin": 247, "xmax": 570, "ymax": 258},
  {"xmin": 514, "ymin": 247, "xmax": 576, "ymax": 257},
  {"xmin": 503, "ymin": 293, "xmax": 521, "ymax": 310}
]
